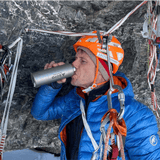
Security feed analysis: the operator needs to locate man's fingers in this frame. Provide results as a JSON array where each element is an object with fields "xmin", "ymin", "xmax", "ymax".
[
  {"xmin": 44, "ymin": 63, "xmax": 49, "ymax": 70},
  {"xmin": 44, "ymin": 61, "xmax": 65, "ymax": 76},
  {"xmin": 57, "ymin": 78, "xmax": 66, "ymax": 84},
  {"xmin": 48, "ymin": 61, "xmax": 56, "ymax": 68},
  {"xmin": 57, "ymin": 62, "xmax": 65, "ymax": 66}
]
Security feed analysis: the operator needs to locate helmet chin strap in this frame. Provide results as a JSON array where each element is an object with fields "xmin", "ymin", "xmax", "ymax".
[{"xmin": 82, "ymin": 57, "xmax": 109, "ymax": 93}]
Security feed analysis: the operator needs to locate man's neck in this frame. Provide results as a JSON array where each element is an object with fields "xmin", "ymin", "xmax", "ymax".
[{"xmin": 86, "ymin": 81, "xmax": 110, "ymax": 101}]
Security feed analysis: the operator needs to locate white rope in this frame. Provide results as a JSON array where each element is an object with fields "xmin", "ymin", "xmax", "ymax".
[
  {"xmin": 144, "ymin": 1, "xmax": 160, "ymax": 118},
  {"xmin": 1, "ymin": 37, "xmax": 23, "ymax": 133},
  {"xmin": 25, "ymin": 28, "xmax": 98, "ymax": 37},
  {"xmin": 80, "ymin": 99, "xmax": 99, "ymax": 151},
  {"xmin": 25, "ymin": 1, "xmax": 147, "ymax": 37},
  {"xmin": 103, "ymin": 1, "xmax": 147, "ymax": 35},
  {"xmin": 0, "ymin": 37, "xmax": 23, "ymax": 159}
]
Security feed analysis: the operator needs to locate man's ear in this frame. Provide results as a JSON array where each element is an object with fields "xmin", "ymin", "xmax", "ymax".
[
  {"xmin": 97, "ymin": 71, "xmax": 106, "ymax": 83},
  {"xmin": 98, "ymin": 69, "xmax": 111, "ymax": 82}
]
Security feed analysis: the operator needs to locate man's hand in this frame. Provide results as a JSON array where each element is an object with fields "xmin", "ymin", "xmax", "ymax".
[{"xmin": 44, "ymin": 61, "xmax": 66, "ymax": 84}]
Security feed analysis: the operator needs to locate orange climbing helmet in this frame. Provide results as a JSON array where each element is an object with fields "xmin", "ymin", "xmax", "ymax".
[
  {"xmin": 73, "ymin": 31, "xmax": 124, "ymax": 74},
  {"xmin": 73, "ymin": 31, "xmax": 124, "ymax": 93}
]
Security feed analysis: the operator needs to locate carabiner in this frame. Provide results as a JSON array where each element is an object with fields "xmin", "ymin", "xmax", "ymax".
[{"xmin": 107, "ymin": 85, "xmax": 125, "ymax": 120}]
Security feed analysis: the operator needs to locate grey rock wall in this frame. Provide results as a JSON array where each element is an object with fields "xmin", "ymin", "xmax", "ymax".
[{"xmin": 0, "ymin": 1, "xmax": 159, "ymax": 154}]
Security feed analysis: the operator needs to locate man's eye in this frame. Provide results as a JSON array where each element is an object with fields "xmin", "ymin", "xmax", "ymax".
[{"xmin": 81, "ymin": 60, "xmax": 86, "ymax": 63}]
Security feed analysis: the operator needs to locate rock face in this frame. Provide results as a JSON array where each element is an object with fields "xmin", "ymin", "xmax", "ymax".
[{"xmin": 0, "ymin": 1, "xmax": 159, "ymax": 155}]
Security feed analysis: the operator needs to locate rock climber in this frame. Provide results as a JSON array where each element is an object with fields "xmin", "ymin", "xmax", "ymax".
[{"xmin": 31, "ymin": 31, "xmax": 160, "ymax": 160}]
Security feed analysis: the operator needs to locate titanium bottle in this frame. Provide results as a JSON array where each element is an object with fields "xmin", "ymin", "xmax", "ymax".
[{"xmin": 31, "ymin": 63, "xmax": 76, "ymax": 88}]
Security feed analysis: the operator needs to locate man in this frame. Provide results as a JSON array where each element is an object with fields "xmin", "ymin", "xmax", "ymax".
[{"xmin": 31, "ymin": 31, "xmax": 160, "ymax": 160}]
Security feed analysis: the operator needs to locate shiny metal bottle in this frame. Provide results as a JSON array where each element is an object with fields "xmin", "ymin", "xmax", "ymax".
[{"xmin": 31, "ymin": 64, "xmax": 76, "ymax": 88}]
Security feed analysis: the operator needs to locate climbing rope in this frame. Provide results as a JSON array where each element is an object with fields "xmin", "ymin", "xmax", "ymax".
[
  {"xmin": 141, "ymin": 1, "xmax": 160, "ymax": 118},
  {"xmin": 25, "ymin": 1, "xmax": 147, "ymax": 37},
  {"xmin": 0, "ymin": 37, "xmax": 23, "ymax": 160},
  {"xmin": 101, "ymin": 109, "xmax": 126, "ymax": 160}
]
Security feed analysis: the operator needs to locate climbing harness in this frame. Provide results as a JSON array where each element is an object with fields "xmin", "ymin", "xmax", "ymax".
[
  {"xmin": 141, "ymin": 1, "xmax": 160, "ymax": 118},
  {"xmin": 0, "ymin": 37, "xmax": 23, "ymax": 160}
]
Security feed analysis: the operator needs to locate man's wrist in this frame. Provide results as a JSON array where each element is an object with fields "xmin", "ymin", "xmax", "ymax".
[{"xmin": 50, "ymin": 82, "xmax": 62, "ymax": 89}]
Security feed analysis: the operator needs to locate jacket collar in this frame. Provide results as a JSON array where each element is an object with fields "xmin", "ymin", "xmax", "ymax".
[{"xmin": 75, "ymin": 72, "xmax": 134, "ymax": 101}]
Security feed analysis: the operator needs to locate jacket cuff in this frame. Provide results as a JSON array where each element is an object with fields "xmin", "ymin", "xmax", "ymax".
[{"xmin": 50, "ymin": 82, "xmax": 62, "ymax": 89}]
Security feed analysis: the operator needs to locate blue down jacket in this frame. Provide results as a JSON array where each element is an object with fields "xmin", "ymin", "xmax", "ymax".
[{"xmin": 31, "ymin": 72, "xmax": 160, "ymax": 160}]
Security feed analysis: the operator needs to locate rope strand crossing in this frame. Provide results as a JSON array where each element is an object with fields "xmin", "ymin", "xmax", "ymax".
[{"xmin": 25, "ymin": 1, "xmax": 147, "ymax": 37}]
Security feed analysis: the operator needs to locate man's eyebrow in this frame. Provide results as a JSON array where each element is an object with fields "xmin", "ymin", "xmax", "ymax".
[{"xmin": 77, "ymin": 56, "xmax": 87, "ymax": 59}]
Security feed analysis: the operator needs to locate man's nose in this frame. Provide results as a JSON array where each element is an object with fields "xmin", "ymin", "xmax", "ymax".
[{"xmin": 72, "ymin": 59, "xmax": 78, "ymax": 69}]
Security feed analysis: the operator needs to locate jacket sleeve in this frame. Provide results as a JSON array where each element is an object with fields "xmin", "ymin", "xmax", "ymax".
[
  {"xmin": 31, "ymin": 84, "xmax": 66, "ymax": 120},
  {"xmin": 124, "ymin": 98, "xmax": 160, "ymax": 160}
]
